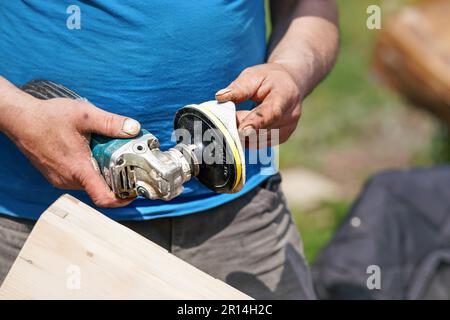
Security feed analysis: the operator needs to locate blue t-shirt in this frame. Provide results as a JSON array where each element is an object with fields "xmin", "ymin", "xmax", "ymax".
[{"xmin": 0, "ymin": 0, "xmax": 275, "ymax": 220}]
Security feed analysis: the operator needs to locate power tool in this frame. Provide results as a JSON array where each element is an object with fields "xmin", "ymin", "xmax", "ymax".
[{"xmin": 21, "ymin": 80, "xmax": 245, "ymax": 201}]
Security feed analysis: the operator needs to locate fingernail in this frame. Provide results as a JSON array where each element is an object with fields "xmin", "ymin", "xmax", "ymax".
[
  {"xmin": 240, "ymin": 125, "xmax": 255, "ymax": 137},
  {"xmin": 122, "ymin": 118, "xmax": 140, "ymax": 135},
  {"xmin": 215, "ymin": 88, "xmax": 232, "ymax": 98}
]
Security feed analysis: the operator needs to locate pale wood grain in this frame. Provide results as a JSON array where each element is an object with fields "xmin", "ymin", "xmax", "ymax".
[{"xmin": 0, "ymin": 195, "xmax": 252, "ymax": 300}]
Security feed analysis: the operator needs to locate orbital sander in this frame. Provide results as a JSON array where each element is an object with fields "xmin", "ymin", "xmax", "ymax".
[{"xmin": 21, "ymin": 80, "xmax": 245, "ymax": 201}]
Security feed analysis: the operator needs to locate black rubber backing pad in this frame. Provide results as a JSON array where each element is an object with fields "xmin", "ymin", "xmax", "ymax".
[{"xmin": 174, "ymin": 106, "xmax": 239, "ymax": 193}]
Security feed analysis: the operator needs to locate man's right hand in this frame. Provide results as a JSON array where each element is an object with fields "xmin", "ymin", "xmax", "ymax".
[{"xmin": 0, "ymin": 79, "xmax": 141, "ymax": 208}]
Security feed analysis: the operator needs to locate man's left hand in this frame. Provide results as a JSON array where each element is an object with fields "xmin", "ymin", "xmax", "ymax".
[{"xmin": 215, "ymin": 63, "xmax": 302, "ymax": 146}]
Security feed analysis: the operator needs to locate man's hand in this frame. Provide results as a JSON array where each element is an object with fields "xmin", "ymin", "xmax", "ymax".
[
  {"xmin": 217, "ymin": 0, "xmax": 339, "ymax": 148},
  {"xmin": 0, "ymin": 84, "xmax": 141, "ymax": 207},
  {"xmin": 215, "ymin": 63, "xmax": 301, "ymax": 146}
]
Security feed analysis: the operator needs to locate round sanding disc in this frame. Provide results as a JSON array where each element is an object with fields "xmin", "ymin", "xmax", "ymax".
[{"xmin": 174, "ymin": 105, "xmax": 243, "ymax": 193}]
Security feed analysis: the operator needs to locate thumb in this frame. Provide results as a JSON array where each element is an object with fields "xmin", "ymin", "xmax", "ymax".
[
  {"xmin": 81, "ymin": 104, "xmax": 141, "ymax": 138},
  {"xmin": 215, "ymin": 68, "xmax": 265, "ymax": 104}
]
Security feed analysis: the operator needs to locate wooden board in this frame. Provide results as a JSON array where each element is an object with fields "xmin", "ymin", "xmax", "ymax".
[
  {"xmin": 0, "ymin": 195, "xmax": 251, "ymax": 300},
  {"xmin": 373, "ymin": 0, "xmax": 450, "ymax": 127}
]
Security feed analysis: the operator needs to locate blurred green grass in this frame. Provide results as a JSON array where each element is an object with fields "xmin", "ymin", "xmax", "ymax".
[
  {"xmin": 281, "ymin": 0, "xmax": 413, "ymax": 170},
  {"xmin": 280, "ymin": 0, "xmax": 393, "ymax": 263},
  {"xmin": 269, "ymin": 0, "xmax": 426, "ymax": 263}
]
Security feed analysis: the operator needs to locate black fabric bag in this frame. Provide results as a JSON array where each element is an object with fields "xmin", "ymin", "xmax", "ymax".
[{"xmin": 312, "ymin": 166, "xmax": 450, "ymax": 300}]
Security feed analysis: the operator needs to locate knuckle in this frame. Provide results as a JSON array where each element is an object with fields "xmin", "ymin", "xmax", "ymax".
[
  {"xmin": 48, "ymin": 174, "xmax": 66, "ymax": 189},
  {"xmin": 73, "ymin": 102, "xmax": 92, "ymax": 126},
  {"xmin": 232, "ymin": 81, "xmax": 245, "ymax": 93},
  {"xmin": 74, "ymin": 168, "xmax": 88, "ymax": 185},
  {"xmin": 92, "ymin": 198, "xmax": 109, "ymax": 208},
  {"xmin": 75, "ymin": 99, "xmax": 89, "ymax": 108},
  {"xmin": 240, "ymin": 67, "xmax": 258, "ymax": 80},
  {"xmin": 73, "ymin": 100, "xmax": 89, "ymax": 114},
  {"xmin": 269, "ymin": 69, "xmax": 285, "ymax": 80},
  {"xmin": 93, "ymin": 195, "xmax": 118, "ymax": 208},
  {"xmin": 102, "ymin": 113, "xmax": 116, "ymax": 135},
  {"xmin": 241, "ymin": 67, "xmax": 253, "ymax": 76},
  {"xmin": 271, "ymin": 106, "xmax": 283, "ymax": 123},
  {"xmin": 292, "ymin": 106, "xmax": 302, "ymax": 122},
  {"xmin": 291, "ymin": 87, "xmax": 301, "ymax": 104},
  {"xmin": 268, "ymin": 99, "xmax": 284, "ymax": 123},
  {"xmin": 264, "ymin": 76, "xmax": 276, "ymax": 88}
]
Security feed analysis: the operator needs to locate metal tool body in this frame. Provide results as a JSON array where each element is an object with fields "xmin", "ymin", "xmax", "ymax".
[{"xmin": 91, "ymin": 129, "xmax": 197, "ymax": 200}]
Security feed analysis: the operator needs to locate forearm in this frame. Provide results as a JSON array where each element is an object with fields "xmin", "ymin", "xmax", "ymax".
[
  {"xmin": 0, "ymin": 76, "xmax": 34, "ymax": 135},
  {"xmin": 268, "ymin": 0, "xmax": 339, "ymax": 99}
]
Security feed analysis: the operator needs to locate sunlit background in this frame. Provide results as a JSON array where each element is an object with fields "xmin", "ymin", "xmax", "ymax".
[{"xmin": 271, "ymin": 0, "xmax": 449, "ymax": 262}]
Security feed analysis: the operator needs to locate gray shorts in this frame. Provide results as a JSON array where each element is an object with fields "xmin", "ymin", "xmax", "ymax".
[{"xmin": 0, "ymin": 174, "xmax": 315, "ymax": 299}]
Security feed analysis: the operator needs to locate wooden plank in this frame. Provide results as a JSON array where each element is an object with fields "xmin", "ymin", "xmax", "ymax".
[
  {"xmin": 0, "ymin": 195, "xmax": 251, "ymax": 300},
  {"xmin": 372, "ymin": 0, "xmax": 450, "ymax": 127}
]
